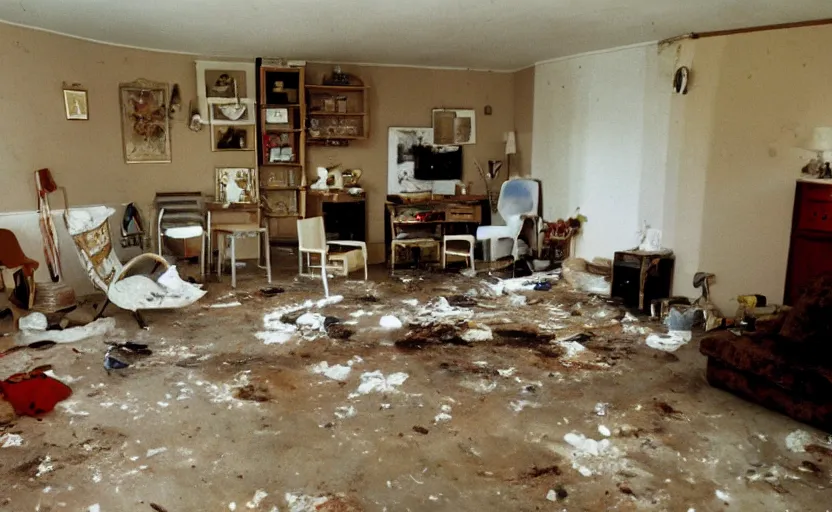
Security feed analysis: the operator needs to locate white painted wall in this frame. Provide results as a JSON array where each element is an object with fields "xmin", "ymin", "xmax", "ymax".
[{"xmin": 531, "ymin": 43, "xmax": 677, "ymax": 261}]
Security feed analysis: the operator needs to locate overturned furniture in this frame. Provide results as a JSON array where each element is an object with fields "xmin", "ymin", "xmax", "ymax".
[
  {"xmin": 700, "ymin": 275, "xmax": 832, "ymax": 432},
  {"xmin": 0, "ymin": 229, "xmax": 39, "ymax": 309},
  {"xmin": 65, "ymin": 206, "xmax": 206, "ymax": 328}
]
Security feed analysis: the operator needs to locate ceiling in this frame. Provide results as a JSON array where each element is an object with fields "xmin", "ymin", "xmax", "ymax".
[{"xmin": 2, "ymin": 0, "xmax": 832, "ymax": 70}]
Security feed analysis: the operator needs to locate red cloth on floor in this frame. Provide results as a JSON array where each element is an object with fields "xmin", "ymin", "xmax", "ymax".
[
  {"xmin": 0, "ymin": 366, "xmax": 72, "ymax": 416},
  {"xmin": 0, "ymin": 229, "xmax": 39, "ymax": 277}
]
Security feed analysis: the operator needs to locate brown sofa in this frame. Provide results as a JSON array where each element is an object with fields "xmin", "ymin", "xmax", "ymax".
[{"xmin": 700, "ymin": 275, "xmax": 832, "ymax": 432}]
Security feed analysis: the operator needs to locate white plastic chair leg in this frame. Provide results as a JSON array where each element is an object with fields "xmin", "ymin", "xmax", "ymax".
[
  {"xmin": 469, "ymin": 239, "xmax": 475, "ymax": 271},
  {"xmin": 320, "ymin": 256, "xmax": 329, "ymax": 297},
  {"xmin": 362, "ymin": 244, "xmax": 368, "ymax": 281},
  {"xmin": 264, "ymin": 230, "xmax": 272, "ymax": 284},
  {"xmin": 199, "ymin": 233, "xmax": 205, "ymax": 277},
  {"xmin": 230, "ymin": 235, "xmax": 237, "ymax": 288},
  {"xmin": 298, "ymin": 249, "xmax": 303, "ymax": 275}
]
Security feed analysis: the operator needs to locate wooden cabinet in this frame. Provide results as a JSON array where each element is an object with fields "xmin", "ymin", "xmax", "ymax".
[
  {"xmin": 785, "ymin": 180, "xmax": 832, "ymax": 304},
  {"xmin": 256, "ymin": 59, "xmax": 307, "ymax": 242}
]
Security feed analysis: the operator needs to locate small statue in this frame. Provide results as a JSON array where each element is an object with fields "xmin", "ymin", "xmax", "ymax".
[{"xmin": 310, "ymin": 167, "xmax": 329, "ymax": 190}]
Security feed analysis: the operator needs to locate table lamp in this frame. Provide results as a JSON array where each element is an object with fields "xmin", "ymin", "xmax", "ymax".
[{"xmin": 801, "ymin": 127, "xmax": 832, "ymax": 178}]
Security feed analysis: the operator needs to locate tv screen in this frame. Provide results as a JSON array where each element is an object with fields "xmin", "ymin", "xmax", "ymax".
[{"xmin": 413, "ymin": 145, "xmax": 462, "ymax": 181}]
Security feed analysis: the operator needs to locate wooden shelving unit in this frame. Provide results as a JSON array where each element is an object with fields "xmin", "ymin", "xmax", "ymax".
[
  {"xmin": 256, "ymin": 59, "xmax": 307, "ymax": 242},
  {"xmin": 305, "ymin": 83, "xmax": 369, "ymax": 144}
]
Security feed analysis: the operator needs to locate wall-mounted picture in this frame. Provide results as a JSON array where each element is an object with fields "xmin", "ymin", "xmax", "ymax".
[
  {"xmin": 265, "ymin": 108, "xmax": 289, "ymax": 124},
  {"xmin": 216, "ymin": 167, "xmax": 257, "ymax": 204},
  {"xmin": 212, "ymin": 125, "xmax": 254, "ymax": 152},
  {"xmin": 387, "ymin": 127, "xmax": 434, "ymax": 194},
  {"xmin": 63, "ymin": 89, "xmax": 88, "ymax": 120},
  {"xmin": 432, "ymin": 108, "xmax": 476, "ymax": 145},
  {"xmin": 119, "ymin": 79, "xmax": 171, "ymax": 163}
]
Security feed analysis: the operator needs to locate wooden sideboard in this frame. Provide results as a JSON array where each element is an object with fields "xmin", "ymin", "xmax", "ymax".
[
  {"xmin": 384, "ymin": 195, "xmax": 490, "ymax": 263},
  {"xmin": 785, "ymin": 179, "xmax": 832, "ymax": 304}
]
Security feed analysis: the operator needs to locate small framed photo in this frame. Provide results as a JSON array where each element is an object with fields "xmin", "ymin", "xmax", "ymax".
[
  {"xmin": 265, "ymin": 108, "xmax": 289, "ymax": 124},
  {"xmin": 63, "ymin": 89, "xmax": 89, "ymax": 120},
  {"xmin": 269, "ymin": 147, "xmax": 294, "ymax": 163}
]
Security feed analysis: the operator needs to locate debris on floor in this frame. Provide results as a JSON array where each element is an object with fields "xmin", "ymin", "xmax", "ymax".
[{"xmin": 0, "ymin": 365, "xmax": 72, "ymax": 416}]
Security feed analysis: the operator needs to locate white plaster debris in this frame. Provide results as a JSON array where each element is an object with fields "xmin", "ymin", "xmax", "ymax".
[
  {"xmin": 509, "ymin": 294, "xmax": 527, "ymax": 307},
  {"xmin": 622, "ymin": 312, "xmax": 639, "ymax": 323},
  {"xmin": 256, "ymin": 295, "xmax": 343, "ymax": 344},
  {"xmin": 562, "ymin": 431, "xmax": 623, "ymax": 477},
  {"xmin": 557, "ymin": 340, "xmax": 587, "ymax": 359},
  {"xmin": 510, "ymin": 400, "xmax": 541, "ymax": 413},
  {"xmin": 43, "ymin": 370, "xmax": 82, "ymax": 384},
  {"xmin": 715, "ymin": 490, "xmax": 731, "ymax": 502},
  {"xmin": 401, "ymin": 298, "xmax": 420, "ymax": 307},
  {"xmin": 461, "ymin": 326, "xmax": 493, "ymax": 342},
  {"xmin": 418, "ymin": 297, "xmax": 474, "ymax": 321},
  {"xmin": 785, "ymin": 430, "xmax": 813, "ymax": 452},
  {"xmin": 645, "ymin": 330, "xmax": 692, "ymax": 352},
  {"xmin": 36, "ymin": 456, "xmax": 54, "ymax": 477},
  {"xmin": 349, "ymin": 309, "xmax": 374, "ymax": 318},
  {"xmin": 297, "ymin": 312, "xmax": 326, "ymax": 330},
  {"xmin": 58, "ymin": 400, "xmax": 90, "ymax": 416},
  {"xmin": 246, "ymin": 490, "xmax": 269, "ymax": 509},
  {"xmin": 623, "ymin": 324, "xmax": 652, "ymax": 335},
  {"xmin": 564, "ymin": 433, "xmax": 611, "ymax": 457},
  {"xmin": 379, "ymin": 315, "xmax": 403, "ymax": 329},
  {"xmin": 352, "ymin": 371, "xmax": 409, "ymax": 396},
  {"xmin": 91, "ymin": 469, "xmax": 103, "ymax": 483},
  {"xmin": 146, "ymin": 447, "xmax": 167, "ymax": 458},
  {"xmin": 434, "ymin": 404, "xmax": 453, "ymax": 423},
  {"xmin": 256, "ymin": 331, "xmax": 294, "ymax": 345},
  {"xmin": 229, "ymin": 503, "xmax": 237, "ymax": 511},
  {"xmin": 598, "ymin": 425, "xmax": 612, "ymax": 437},
  {"xmin": 486, "ymin": 272, "xmax": 559, "ymax": 296},
  {"xmin": 335, "ymin": 405, "xmax": 357, "ymax": 419},
  {"xmin": 459, "ymin": 378, "xmax": 498, "ymax": 393},
  {"xmin": 87, "ymin": 505, "xmax": 101, "ymax": 512},
  {"xmin": 19, "ymin": 312, "xmax": 48, "ymax": 330},
  {"xmin": 497, "ymin": 367, "xmax": 516, "ymax": 377},
  {"xmin": 310, "ymin": 361, "xmax": 352, "ymax": 381},
  {"xmin": 285, "ymin": 492, "xmax": 330, "ymax": 512},
  {"xmin": 17, "ymin": 317, "xmax": 117, "ymax": 345},
  {"xmin": 210, "ymin": 301, "xmax": 242, "ymax": 308},
  {"xmin": 546, "ymin": 489, "xmax": 557, "ymax": 501},
  {"xmin": 0, "ymin": 433, "xmax": 24, "ymax": 448}
]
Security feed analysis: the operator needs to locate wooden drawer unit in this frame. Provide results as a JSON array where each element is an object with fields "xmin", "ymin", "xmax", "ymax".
[
  {"xmin": 445, "ymin": 205, "xmax": 481, "ymax": 223},
  {"xmin": 785, "ymin": 180, "xmax": 832, "ymax": 304}
]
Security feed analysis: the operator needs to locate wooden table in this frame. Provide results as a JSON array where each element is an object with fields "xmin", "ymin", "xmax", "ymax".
[{"xmin": 385, "ymin": 195, "xmax": 489, "ymax": 265}]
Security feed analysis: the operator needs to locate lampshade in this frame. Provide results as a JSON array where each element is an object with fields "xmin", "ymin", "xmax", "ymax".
[
  {"xmin": 803, "ymin": 127, "xmax": 832, "ymax": 152},
  {"xmin": 505, "ymin": 131, "xmax": 517, "ymax": 155}
]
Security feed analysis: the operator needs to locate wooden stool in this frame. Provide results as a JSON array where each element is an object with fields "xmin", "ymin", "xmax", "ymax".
[
  {"xmin": 442, "ymin": 234, "xmax": 476, "ymax": 270},
  {"xmin": 213, "ymin": 224, "xmax": 271, "ymax": 288}
]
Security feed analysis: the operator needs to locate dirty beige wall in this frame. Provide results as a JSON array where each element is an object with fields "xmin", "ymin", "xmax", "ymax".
[
  {"xmin": 0, "ymin": 23, "xmax": 515, "ymax": 265},
  {"xmin": 674, "ymin": 26, "xmax": 832, "ymax": 312},
  {"xmin": 304, "ymin": 63, "xmax": 515, "ymax": 261},
  {"xmin": 512, "ymin": 66, "xmax": 535, "ymax": 177},
  {"xmin": 0, "ymin": 22, "xmax": 254, "ymax": 214}
]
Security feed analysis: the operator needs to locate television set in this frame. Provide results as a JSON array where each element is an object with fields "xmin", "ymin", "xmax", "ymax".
[{"xmin": 412, "ymin": 145, "xmax": 462, "ymax": 181}]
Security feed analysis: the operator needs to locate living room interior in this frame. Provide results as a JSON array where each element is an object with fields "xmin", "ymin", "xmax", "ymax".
[{"xmin": 1, "ymin": 1, "xmax": 832, "ymax": 510}]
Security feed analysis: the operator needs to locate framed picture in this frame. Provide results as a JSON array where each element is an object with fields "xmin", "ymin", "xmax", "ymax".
[
  {"xmin": 269, "ymin": 146, "xmax": 294, "ymax": 163},
  {"xmin": 195, "ymin": 61, "xmax": 256, "ymax": 125},
  {"xmin": 265, "ymin": 108, "xmax": 289, "ymax": 124},
  {"xmin": 432, "ymin": 108, "xmax": 476, "ymax": 145},
  {"xmin": 119, "ymin": 79, "xmax": 171, "ymax": 163},
  {"xmin": 216, "ymin": 167, "xmax": 257, "ymax": 204},
  {"xmin": 211, "ymin": 125, "xmax": 254, "ymax": 152},
  {"xmin": 63, "ymin": 89, "xmax": 88, "ymax": 120},
  {"xmin": 387, "ymin": 127, "xmax": 434, "ymax": 194}
]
